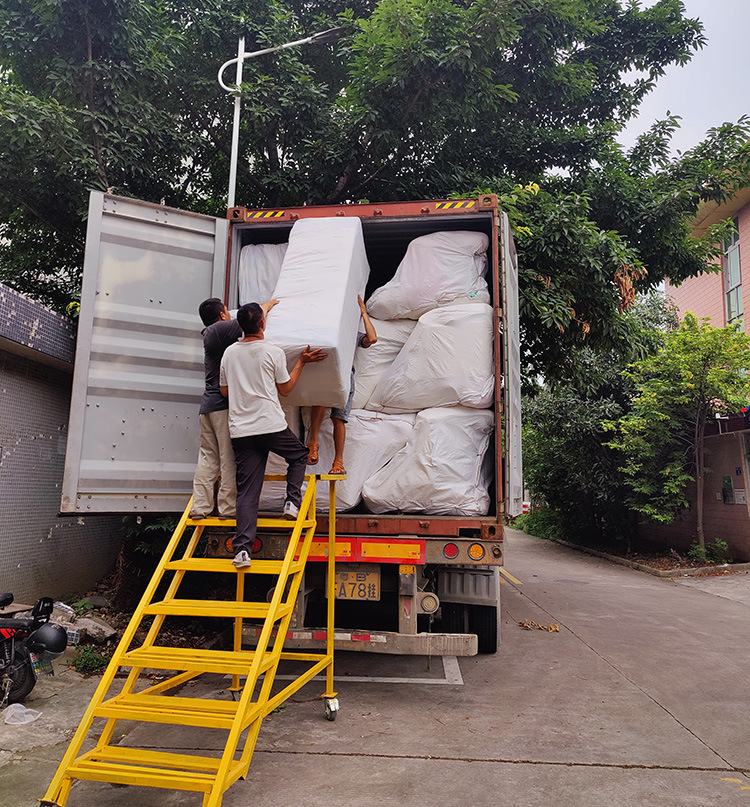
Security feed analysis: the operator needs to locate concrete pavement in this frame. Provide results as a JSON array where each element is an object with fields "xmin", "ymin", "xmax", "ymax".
[{"xmin": 2, "ymin": 528, "xmax": 749, "ymax": 806}]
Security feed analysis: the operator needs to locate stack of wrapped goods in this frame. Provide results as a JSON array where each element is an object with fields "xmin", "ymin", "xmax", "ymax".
[{"xmin": 239, "ymin": 224, "xmax": 494, "ymax": 516}]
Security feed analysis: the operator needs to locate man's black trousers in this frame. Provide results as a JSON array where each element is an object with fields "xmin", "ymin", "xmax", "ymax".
[{"xmin": 231, "ymin": 428, "xmax": 308, "ymax": 555}]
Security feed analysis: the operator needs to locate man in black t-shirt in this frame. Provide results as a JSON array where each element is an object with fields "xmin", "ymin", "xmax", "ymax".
[{"xmin": 190, "ymin": 296, "xmax": 277, "ymax": 519}]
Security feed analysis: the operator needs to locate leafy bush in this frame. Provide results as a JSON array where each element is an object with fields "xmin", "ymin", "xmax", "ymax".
[
  {"xmin": 518, "ymin": 507, "xmax": 567, "ymax": 541},
  {"xmin": 70, "ymin": 646, "xmax": 108, "ymax": 673},
  {"xmin": 688, "ymin": 539, "xmax": 732, "ymax": 565}
]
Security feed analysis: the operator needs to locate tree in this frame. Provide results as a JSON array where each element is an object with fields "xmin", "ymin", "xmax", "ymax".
[
  {"xmin": 1, "ymin": 0, "xmax": 748, "ymax": 389},
  {"xmin": 522, "ymin": 291, "xmax": 677, "ymax": 542},
  {"xmin": 606, "ymin": 313, "xmax": 750, "ymax": 548}
]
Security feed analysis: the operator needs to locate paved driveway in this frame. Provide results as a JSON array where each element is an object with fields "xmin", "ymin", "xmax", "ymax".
[{"xmin": 3, "ymin": 528, "xmax": 750, "ymax": 806}]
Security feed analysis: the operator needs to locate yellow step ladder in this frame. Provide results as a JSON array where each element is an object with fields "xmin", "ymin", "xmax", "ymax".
[{"xmin": 42, "ymin": 473, "xmax": 342, "ymax": 807}]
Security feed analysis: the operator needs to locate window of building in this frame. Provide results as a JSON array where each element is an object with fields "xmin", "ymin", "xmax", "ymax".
[{"xmin": 724, "ymin": 220, "xmax": 743, "ymax": 323}]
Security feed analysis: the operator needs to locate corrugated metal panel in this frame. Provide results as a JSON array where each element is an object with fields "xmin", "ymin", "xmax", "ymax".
[
  {"xmin": 61, "ymin": 193, "xmax": 227, "ymax": 513},
  {"xmin": 501, "ymin": 212, "xmax": 523, "ymax": 516}
]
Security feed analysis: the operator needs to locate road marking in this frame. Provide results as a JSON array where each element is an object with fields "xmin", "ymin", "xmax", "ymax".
[{"xmin": 499, "ymin": 568, "xmax": 522, "ymax": 585}]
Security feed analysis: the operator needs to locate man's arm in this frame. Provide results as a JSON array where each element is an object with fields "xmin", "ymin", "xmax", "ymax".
[
  {"xmin": 277, "ymin": 346, "xmax": 327, "ymax": 397},
  {"xmin": 358, "ymin": 295, "xmax": 377, "ymax": 347},
  {"xmin": 220, "ymin": 385, "xmax": 228, "ymax": 397}
]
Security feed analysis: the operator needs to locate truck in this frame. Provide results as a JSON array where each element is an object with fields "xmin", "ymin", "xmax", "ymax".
[{"xmin": 61, "ymin": 191, "xmax": 522, "ymax": 656}]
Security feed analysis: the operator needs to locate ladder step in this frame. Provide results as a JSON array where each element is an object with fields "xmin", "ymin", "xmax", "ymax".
[
  {"xmin": 121, "ymin": 646, "xmax": 276, "ymax": 675},
  {"xmin": 186, "ymin": 516, "xmax": 315, "ymax": 529},
  {"xmin": 68, "ymin": 746, "xmax": 242, "ymax": 792},
  {"xmin": 144, "ymin": 599, "xmax": 294, "ymax": 619},
  {"xmin": 96, "ymin": 692, "xmax": 263, "ymax": 729},
  {"xmin": 165, "ymin": 558, "xmax": 305, "ymax": 575}
]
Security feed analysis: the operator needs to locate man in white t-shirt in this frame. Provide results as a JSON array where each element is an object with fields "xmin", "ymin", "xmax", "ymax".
[{"xmin": 220, "ymin": 302, "xmax": 327, "ymax": 568}]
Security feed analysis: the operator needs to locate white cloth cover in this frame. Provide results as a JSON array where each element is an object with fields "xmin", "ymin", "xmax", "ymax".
[
  {"xmin": 265, "ymin": 218, "xmax": 370, "ymax": 408},
  {"xmin": 351, "ymin": 318, "xmax": 416, "ymax": 410},
  {"xmin": 367, "ymin": 303, "xmax": 495, "ymax": 413},
  {"xmin": 362, "ymin": 407, "xmax": 494, "ymax": 516},
  {"xmin": 258, "ymin": 406, "xmax": 302, "ymax": 511},
  {"xmin": 366, "ymin": 231, "xmax": 490, "ymax": 320},
  {"xmin": 301, "ymin": 409, "xmax": 416, "ymax": 511},
  {"xmin": 238, "ymin": 243, "xmax": 288, "ymax": 306}
]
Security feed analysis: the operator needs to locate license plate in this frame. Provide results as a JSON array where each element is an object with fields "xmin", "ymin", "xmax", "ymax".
[{"xmin": 329, "ymin": 564, "xmax": 380, "ymax": 601}]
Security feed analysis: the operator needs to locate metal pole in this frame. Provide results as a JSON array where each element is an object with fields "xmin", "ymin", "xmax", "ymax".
[{"xmin": 226, "ymin": 36, "xmax": 245, "ymax": 210}]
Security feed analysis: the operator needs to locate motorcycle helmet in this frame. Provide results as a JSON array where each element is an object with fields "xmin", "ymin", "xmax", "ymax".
[{"xmin": 26, "ymin": 622, "xmax": 68, "ymax": 656}]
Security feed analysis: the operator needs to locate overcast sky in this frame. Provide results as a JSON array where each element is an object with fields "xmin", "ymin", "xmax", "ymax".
[{"xmin": 618, "ymin": 0, "xmax": 750, "ymax": 155}]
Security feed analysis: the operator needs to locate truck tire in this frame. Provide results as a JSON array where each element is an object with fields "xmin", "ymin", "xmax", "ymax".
[
  {"xmin": 441, "ymin": 602, "xmax": 466, "ymax": 633},
  {"xmin": 468, "ymin": 605, "xmax": 498, "ymax": 654}
]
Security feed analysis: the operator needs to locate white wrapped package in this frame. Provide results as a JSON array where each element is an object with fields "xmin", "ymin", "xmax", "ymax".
[
  {"xmin": 368, "ymin": 304, "xmax": 494, "ymax": 413},
  {"xmin": 351, "ymin": 318, "xmax": 416, "ymax": 410},
  {"xmin": 238, "ymin": 243, "xmax": 288, "ymax": 306},
  {"xmin": 258, "ymin": 406, "xmax": 301, "ymax": 511},
  {"xmin": 362, "ymin": 407, "xmax": 494, "ymax": 516},
  {"xmin": 301, "ymin": 409, "xmax": 416, "ymax": 511},
  {"xmin": 366, "ymin": 231, "xmax": 490, "ymax": 320},
  {"xmin": 265, "ymin": 218, "xmax": 370, "ymax": 408}
]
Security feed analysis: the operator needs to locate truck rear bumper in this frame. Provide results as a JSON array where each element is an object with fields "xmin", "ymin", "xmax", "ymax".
[{"xmin": 242, "ymin": 626, "xmax": 478, "ymax": 656}]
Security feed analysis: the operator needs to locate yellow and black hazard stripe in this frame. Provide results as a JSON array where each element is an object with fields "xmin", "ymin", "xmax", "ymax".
[
  {"xmin": 246, "ymin": 210, "xmax": 286, "ymax": 219},
  {"xmin": 435, "ymin": 200, "xmax": 476, "ymax": 210}
]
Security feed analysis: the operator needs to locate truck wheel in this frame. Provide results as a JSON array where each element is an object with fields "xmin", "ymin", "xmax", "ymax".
[
  {"xmin": 441, "ymin": 602, "xmax": 466, "ymax": 634},
  {"xmin": 468, "ymin": 605, "xmax": 498, "ymax": 654}
]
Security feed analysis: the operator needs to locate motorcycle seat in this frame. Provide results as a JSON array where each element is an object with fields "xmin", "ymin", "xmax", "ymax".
[
  {"xmin": 0, "ymin": 593, "xmax": 13, "ymax": 609},
  {"xmin": 0, "ymin": 617, "xmax": 36, "ymax": 631}
]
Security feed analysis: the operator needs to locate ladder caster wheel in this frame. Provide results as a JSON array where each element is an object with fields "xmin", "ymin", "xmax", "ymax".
[{"xmin": 324, "ymin": 697, "xmax": 339, "ymax": 722}]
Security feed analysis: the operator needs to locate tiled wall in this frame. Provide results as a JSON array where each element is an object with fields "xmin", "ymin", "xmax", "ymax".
[
  {"xmin": 666, "ymin": 200, "xmax": 750, "ymax": 332},
  {"xmin": 0, "ymin": 285, "xmax": 122, "ymax": 602}
]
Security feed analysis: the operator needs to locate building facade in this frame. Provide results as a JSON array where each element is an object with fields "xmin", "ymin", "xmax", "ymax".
[
  {"xmin": 648, "ymin": 192, "xmax": 750, "ymax": 560},
  {"xmin": 0, "ymin": 284, "xmax": 123, "ymax": 601}
]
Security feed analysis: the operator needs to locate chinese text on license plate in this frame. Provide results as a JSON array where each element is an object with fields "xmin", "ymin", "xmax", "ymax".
[{"xmin": 332, "ymin": 566, "xmax": 380, "ymax": 601}]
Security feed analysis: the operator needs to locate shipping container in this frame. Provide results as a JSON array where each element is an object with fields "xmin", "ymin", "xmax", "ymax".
[{"xmin": 62, "ymin": 191, "xmax": 522, "ymax": 655}]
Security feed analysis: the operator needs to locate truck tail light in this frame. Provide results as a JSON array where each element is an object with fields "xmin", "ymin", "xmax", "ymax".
[
  {"xmin": 252, "ymin": 538, "xmax": 262, "ymax": 554},
  {"xmin": 468, "ymin": 543, "xmax": 485, "ymax": 560},
  {"xmin": 443, "ymin": 542, "xmax": 459, "ymax": 559}
]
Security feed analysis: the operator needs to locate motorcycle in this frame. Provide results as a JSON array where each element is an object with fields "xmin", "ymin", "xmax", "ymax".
[{"xmin": 0, "ymin": 593, "xmax": 68, "ymax": 705}]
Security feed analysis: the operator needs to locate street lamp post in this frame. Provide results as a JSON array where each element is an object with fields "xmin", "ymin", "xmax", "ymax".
[{"xmin": 218, "ymin": 28, "xmax": 343, "ymax": 210}]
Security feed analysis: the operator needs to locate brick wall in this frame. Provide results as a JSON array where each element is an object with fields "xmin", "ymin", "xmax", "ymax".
[
  {"xmin": 0, "ymin": 284, "xmax": 122, "ymax": 602},
  {"xmin": 639, "ymin": 429, "xmax": 750, "ymax": 561}
]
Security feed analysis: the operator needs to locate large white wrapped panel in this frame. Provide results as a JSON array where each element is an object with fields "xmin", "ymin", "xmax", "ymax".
[
  {"xmin": 366, "ymin": 231, "xmax": 490, "ymax": 320},
  {"xmin": 368, "ymin": 303, "xmax": 494, "ymax": 413},
  {"xmin": 362, "ymin": 407, "xmax": 494, "ymax": 516},
  {"xmin": 258, "ymin": 406, "xmax": 302, "ymax": 511},
  {"xmin": 351, "ymin": 318, "xmax": 416, "ymax": 410},
  {"xmin": 265, "ymin": 218, "xmax": 370, "ymax": 407},
  {"xmin": 301, "ymin": 409, "xmax": 415, "ymax": 511},
  {"xmin": 238, "ymin": 243, "xmax": 288, "ymax": 306}
]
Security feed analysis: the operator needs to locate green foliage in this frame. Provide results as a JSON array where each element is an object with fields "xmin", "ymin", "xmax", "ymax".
[
  {"xmin": 0, "ymin": 0, "xmax": 749, "ymax": 397},
  {"xmin": 606, "ymin": 313, "xmax": 750, "ymax": 545},
  {"xmin": 70, "ymin": 599, "xmax": 92, "ymax": 617},
  {"xmin": 522, "ymin": 291, "xmax": 676, "ymax": 540},
  {"xmin": 70, "ymin": 646, "xmax": 108, "ymax": 673},
  {"xmin": 515, "ymin": 506, "xmax": 567, "ymax": 542},
  {"xmin": 688, "ymin": 539, "xmax": 732, "ymax": 565}
]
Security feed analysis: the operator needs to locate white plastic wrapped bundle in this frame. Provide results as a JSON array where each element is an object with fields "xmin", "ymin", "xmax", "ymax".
[
  {"xmin": 366, "ymin": 231, "xmax": 490, "ymax": 320},
  {"xmin": 265, "ymin": 218, "xmax": 370, "ymax": 408},
  {"xmin": 301, "ymin": 409, "xmax": 416, "ymax": 511},
  {"xmin": 258, "ymin": 406, "xmax": 301, "ymax": 511},
  {"xmin": 351, "ymin": 318, "xmax": 416, "ymax": 410},
  {"xmin": 367, "ymin": 303, "xmax": 494, "ymax": 413},
  {"xmin": 238, "ymin": 243, "xmax": 288, "ymax": 306},
  {"xmin": 362, "ymin": 407, "xmax": 494, "ymax": 516}
]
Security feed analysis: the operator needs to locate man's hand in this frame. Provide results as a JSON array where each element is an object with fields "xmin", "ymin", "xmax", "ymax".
[
  {"xmin": 301, "ymin": 345, "xmax": 328, "ymax": 364},
  {"xmin": 261, "ymin": 298, "xmax": 280, "ymax": 317}
]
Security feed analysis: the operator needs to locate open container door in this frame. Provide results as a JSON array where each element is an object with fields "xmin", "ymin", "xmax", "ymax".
[
  {"xmin": 61, "ymin": 192, "xmax": 227, "ymax": 513},
  {"xmin": 500, "ymin": 212, "xmax": 523, "ymax": 516}
]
